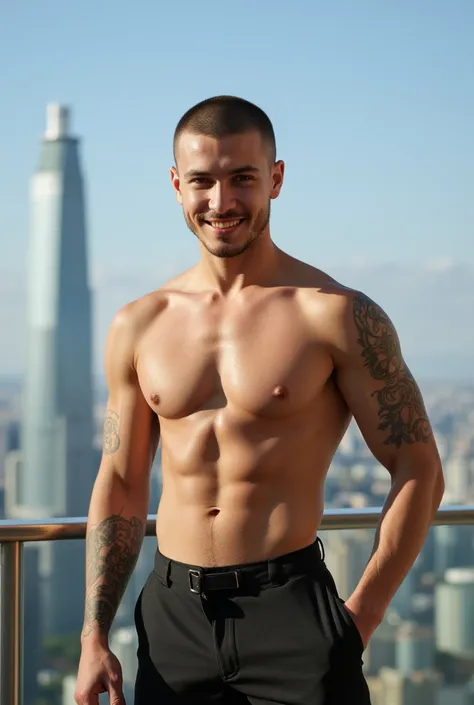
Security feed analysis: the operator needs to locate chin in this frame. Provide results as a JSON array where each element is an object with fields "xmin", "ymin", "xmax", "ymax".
[
  {"xmin": 195, "ymin": 225, "xmax": 261, "ymax": 259},
  {"xmin": 208, "ymin": 244, "xmax": 249, "ymax": 259}
]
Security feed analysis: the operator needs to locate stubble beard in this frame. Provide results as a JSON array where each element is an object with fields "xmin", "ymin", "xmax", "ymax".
[{"xmin": 185, "ymin": 203, "xmax": 271, "ymax": 259}]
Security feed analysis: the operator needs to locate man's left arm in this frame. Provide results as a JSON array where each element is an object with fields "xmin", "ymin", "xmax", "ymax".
[{"xmin": 332, "ymin": 291, "xmax": 445, "ymax": 645}]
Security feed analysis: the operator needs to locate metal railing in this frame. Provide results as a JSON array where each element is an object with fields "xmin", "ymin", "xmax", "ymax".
[{"xmin": 1, "ymin": 505, "xmax": 473, "ymax": 705}]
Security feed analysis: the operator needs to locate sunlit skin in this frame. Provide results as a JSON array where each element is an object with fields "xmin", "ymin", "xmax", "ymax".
[
  {"xmin": 76, "ymin": 126, "xmax": 443, "ymax": 705},
  {"xmin": 170, "ymin": 131, "xmax": 284, "ymax": 279}
]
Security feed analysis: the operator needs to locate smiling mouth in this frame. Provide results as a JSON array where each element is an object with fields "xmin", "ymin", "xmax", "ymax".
[{"xmin": 204, "ymin": 218, "xmax": 246, "ymax": 230}]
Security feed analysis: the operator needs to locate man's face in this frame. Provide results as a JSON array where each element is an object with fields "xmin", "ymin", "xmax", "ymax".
[{"xmin": 171, "ymin": 130, "xmax": 284, "ymax": 258}]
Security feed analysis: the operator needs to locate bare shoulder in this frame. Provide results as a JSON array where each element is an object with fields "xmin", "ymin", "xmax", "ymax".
[
  {"xmin": 293, "ymin": 261, "xmax": 393, "ymax": 349},
  {"xmin": 105, "ymin": 265, "xmax": 199, "ymax": 361},
  {"xmin": 108, "ymin": 290, "xmax": 168, "ymax": 340},
  {"xmin": 104, "ymin": 289, "xmax": 171, "ymax": 374},
  {"xmin": 294, "ymin": 260, "xmax": 355, "ymax": 320},
  {"xmin": 296, "ymin": 263, "xmax": 406, "ymax": 388},
  {"xmin": 110, "ymin": 264, "xmax": 200, "ymax": 330}
]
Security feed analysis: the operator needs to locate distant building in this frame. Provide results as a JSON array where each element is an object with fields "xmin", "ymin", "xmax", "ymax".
[
  {"xmin": 378, "ymin": 667, "xmax": 441, "ymax": 705},
  {"xmin": 5, "ymin": 105, "xmax": 97, "ymax": 647},
  {"xmin": 395, "ymin": 622, "xmax": 434, "ymax": 674},
  {"xmin": 20, "ymin": 103, "xmax": 95, "ymax": 519},
  {"xmin": 365, "ymin": 618, "xmax": 397, "ymax": 677},
  {"xmin": 436, "ymin": 568, "xmax": 474, "ymax": 658},
  {"xmin": 0, "ymin": 417, "xmax": 20, "ymax": 486},
  {"xmin": 322, "ymin": 529, "xmax": 373, "ymax": 598}
]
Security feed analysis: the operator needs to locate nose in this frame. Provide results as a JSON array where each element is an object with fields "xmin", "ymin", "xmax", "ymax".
[{"xmin": 208, "ymin": 182, "xmax": 236, "ymax": 214}]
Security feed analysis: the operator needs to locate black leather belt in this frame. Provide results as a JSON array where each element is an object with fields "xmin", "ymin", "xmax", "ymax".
[
  {"xmin": 188, "ymin": 568, "xmax": 240, "ymax": 594},
  {"xmin": 153, "ymin": 540, "xmax": 325, "ymax": 595}
]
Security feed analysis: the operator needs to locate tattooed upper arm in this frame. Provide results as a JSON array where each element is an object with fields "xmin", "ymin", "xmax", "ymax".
[{"xmin": 335, "ymin": 291, "xmax": 434, "ymax": 467}]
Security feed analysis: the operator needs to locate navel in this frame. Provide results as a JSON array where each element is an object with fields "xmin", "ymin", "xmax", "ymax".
[
  {"xmin": 208, "ymin": 508, "xmax": 220, "ymax": 517},
  {"xmin": 272, "ymin": 385, "xmax": 288, "ymax": 399},
  {"xmin": 150, "ymin": 393, "xmax": 160, "ymax": 405}
]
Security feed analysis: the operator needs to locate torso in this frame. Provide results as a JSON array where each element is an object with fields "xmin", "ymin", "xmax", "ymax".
[{"xmin": 134, "ymin": 262, "xmax": 352, "ymax": 566}]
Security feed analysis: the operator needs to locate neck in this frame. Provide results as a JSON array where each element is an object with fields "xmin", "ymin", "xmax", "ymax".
[{"xmin": 197, "ymin": 232, "xmax": 282, "ymax": 295}]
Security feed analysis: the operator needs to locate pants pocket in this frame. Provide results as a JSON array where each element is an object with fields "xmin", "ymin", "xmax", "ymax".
[{"xmin": 336, "ymin": 597, "xmax": 364, "ymax": 654}]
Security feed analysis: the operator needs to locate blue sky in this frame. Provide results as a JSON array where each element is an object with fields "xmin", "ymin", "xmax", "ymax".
[{"xmin": 1, "ymin": 1, "xmax": 473, "ymax": 376}]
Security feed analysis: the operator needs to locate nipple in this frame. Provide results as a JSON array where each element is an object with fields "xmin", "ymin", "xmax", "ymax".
[
  {"xmin": 150, "ymin": 393, "xmax": 160, "ymax": 405},
  {"xmin": 272, "ymin": 385, "xmax": 288, "ymax": 399}
]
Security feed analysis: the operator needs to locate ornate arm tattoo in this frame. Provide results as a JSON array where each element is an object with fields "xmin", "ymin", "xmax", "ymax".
[
  {"xmin": 353, "ymin": 293, "xmax": 433, "ymax": 448},
  {"xmin": 83, "ymin": 514, "xmax": 144, "ymax": 638}
]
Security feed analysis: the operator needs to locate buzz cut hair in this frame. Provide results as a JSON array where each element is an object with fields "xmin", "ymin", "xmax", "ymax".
[{"xmin": 173, "ymin": 95, "xmax": 276, "ymax": 165}]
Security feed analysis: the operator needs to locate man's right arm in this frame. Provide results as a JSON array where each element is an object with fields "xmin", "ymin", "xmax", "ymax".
[{"xmin": 81, "ymin": 306, "xmax": 159, "ymax": 647}]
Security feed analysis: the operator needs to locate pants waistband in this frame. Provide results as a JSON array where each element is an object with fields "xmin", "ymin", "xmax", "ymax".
[{"xmin": 153, "ymin": 538, "xmax": 326, "ymax": 594}]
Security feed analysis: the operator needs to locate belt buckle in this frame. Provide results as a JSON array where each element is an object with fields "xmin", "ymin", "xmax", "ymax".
[
  {"xmin": 188, "ymin": 569, "xmax": 202, "ymax": 594},
  {"xmin": 231, "ymin": 570, "xmax": 240, "ymax": 589}
]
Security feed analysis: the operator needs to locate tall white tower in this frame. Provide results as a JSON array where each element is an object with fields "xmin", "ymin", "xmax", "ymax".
[
  {"xmin": 5, "ymin": 105, "xmax": 98, "ymax": 647},
  {"xmin": 19, "ymin": 103, "xmax": 96, "ymax": 518}
]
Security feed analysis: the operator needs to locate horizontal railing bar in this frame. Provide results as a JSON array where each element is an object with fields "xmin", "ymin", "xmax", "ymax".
[{"xmin": 0, "ymin": 506, "xmax": 472, "ymax": 543}]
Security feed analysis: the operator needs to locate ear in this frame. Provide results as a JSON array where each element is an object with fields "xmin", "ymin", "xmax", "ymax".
[
  {"xmin": 170, "ymin": 167, "xmax": 183, "ymax": 205},
  {"xmin": 270, "ymin": 160, "xmax": 285, "ymax": 200}
]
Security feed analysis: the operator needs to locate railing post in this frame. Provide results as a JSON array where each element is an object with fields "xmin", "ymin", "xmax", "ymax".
[{"xmin": 1, "ymin": 541, "xmax": 23, "ymax": 705}]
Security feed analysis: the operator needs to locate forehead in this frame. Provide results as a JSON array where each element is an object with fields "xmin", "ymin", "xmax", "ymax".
[{"xmin": 176, "ymin": 130, "xmax": 267, "ymax": 174}]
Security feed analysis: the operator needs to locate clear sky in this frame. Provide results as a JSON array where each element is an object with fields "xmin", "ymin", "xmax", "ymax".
[{"xmin": 1, "ymin": 1, "xmax": 473, "ymax": 376}]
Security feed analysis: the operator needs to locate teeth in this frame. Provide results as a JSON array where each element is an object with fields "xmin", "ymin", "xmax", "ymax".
[{"xmin": 209, "ymin": 220, "xmax": 241, "ymax": 229}]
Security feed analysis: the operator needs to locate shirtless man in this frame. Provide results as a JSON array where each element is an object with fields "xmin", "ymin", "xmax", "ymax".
[{"xmin": 75, "ymin": 96, "xmax": 444, "ymax": 705}]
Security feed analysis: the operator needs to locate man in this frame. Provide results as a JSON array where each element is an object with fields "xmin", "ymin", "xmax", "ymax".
[{"xmin": 75, "ymin": 96, "xmax": 444, "ymax": 705}]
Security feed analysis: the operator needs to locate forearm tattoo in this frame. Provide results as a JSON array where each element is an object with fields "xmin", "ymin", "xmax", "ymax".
[
  {"xmin": 353, "ymin": 293, "xmax": 432, "ymax": 448},
  {"xmin": 83, "ymin": 514, "xmax": 144, "ymax": 637}
]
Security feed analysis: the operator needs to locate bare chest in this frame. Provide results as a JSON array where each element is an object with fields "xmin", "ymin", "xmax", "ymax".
[{"xmin": 136, "ymin": 298, "xmax": 333, "ymax": 420}]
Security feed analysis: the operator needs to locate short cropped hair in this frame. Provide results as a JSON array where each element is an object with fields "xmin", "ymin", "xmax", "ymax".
[{"xmin": 173, "ymin": 95, "xmax": 276, "ymax": 165}]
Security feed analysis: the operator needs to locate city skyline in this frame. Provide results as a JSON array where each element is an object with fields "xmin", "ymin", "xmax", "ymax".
[
  {"xmin": 0, "ymin": 4, "xmax": 473, "ymax": 703},
  {"xmin": 1, "ymin": 1, "xmax": 472, "ymax": 378}
]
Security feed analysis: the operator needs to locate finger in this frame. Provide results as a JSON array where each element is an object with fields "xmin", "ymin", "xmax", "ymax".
[
  {"xmin": 109, "ymin": 686, "xmax": 126, "ymax": 705},
  {"xmin": 108, "ymin": 675, "xmax": 126, "ymax": 705}
]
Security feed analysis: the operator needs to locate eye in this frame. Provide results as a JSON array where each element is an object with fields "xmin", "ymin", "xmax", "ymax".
[{"xmin": 234, "ymin": 175, "xmax": 254, "ymax": 183}]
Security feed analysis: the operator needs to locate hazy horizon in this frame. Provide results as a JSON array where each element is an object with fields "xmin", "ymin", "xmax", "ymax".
[{"xmin": 2, "ymin": 2, "xmax": 472, "ymax": 378}]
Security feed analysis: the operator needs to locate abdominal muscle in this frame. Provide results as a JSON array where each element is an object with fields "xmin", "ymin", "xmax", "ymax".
[{"xmin": 155, "ymin": 408, "xmax": 345, "ymax": 567}]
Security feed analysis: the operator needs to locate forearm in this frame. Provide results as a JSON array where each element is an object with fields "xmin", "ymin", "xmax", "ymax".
[
  {"xmin": 81, "ymin": 470, "xmax": 149, "ymax": 644},
  {"xmin": 350, "ymin": 461, "xmax": 444, "ymax": 620}
]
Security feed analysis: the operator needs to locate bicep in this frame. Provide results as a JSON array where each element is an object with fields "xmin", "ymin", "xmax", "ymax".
[
  {"xmin": 335, "ymin": 293, "xmax": 435, "ymax": 470},
  {"xmin": 99, "ymin": 311, "xmax": 160, "ymax": 483},
  {"xmin": 101, "ymin": 381, "xmax": 159, "ymax": 482}
]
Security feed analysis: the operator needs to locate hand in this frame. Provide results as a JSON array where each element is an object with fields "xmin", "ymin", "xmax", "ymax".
[
  {"xmin": 343, "ymin": 596, "xmax": 383, "ymax": 649},
  {"xmin": 75, "ymin": 643, "xmax": 125, "ymax": 705}
]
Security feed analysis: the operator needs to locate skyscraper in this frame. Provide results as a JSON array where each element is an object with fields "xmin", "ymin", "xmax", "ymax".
[
  {"xmin": 22, "ymin": 103, "xmax": 96, "ymax": 519},
  {"xmin": 5, "ymin": 104, "xmax": 97, "ymax": 641}
]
